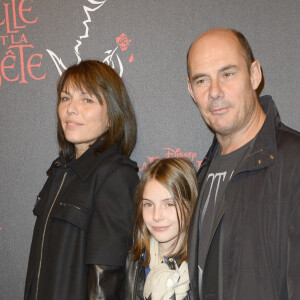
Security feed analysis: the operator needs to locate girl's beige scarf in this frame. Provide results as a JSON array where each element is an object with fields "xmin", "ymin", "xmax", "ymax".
[{"xmin": 143, "ymin": 236, "xmax": 190, "ymax": 300}]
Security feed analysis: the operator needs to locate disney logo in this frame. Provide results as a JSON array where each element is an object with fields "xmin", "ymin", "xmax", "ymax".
[
  {"xmin": 139, "ymin": 147, "xmax": 202, "ymax": 171},
  {"xmin": 163, "ymin": 147, "xmax": 197, "ymax": 161}
]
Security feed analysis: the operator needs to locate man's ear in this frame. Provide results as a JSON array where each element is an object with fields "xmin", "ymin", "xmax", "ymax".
[
  {"xmin": 250, "ymin": 60, "xmax": 262, "ymax": 90},
  {"xmin": 186, "ymin": 77, "xmax": 195, "ymax": 102}
]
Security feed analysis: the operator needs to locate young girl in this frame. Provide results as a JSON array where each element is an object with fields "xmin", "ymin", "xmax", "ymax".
[{"xmin": 123, "ymin": 158, "xmax": 198, "ymax": 300}]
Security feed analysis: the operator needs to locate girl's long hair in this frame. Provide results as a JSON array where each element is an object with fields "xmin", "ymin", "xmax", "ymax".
[{"xmin": 131, "ymin": 158, "xmax": 198, "ymax": 266}]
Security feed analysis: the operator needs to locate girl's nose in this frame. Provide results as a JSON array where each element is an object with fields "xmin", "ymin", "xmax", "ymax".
[{"xmin": 153, "ymin": 206, "xmax": 163, "ymax": 222}]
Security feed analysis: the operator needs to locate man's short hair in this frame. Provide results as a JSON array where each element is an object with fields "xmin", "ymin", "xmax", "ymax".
[{"xmin": 186, "ymin": 28, "xmax": 255, "ymax": 78}]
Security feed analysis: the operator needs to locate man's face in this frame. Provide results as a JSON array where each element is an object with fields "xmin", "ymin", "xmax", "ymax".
[{"xmin": 187, "ymin": 30, "xmax": 261, "ymax": 138}]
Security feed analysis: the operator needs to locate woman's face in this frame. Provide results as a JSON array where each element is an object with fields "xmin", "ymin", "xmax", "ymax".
[
  {"xmin": 142, "ymin": 179, "xmax": 181, "ymax": 255},
  {"xmin": 58, "ymin": 84, "xmax": 109, "ymax": 158}
]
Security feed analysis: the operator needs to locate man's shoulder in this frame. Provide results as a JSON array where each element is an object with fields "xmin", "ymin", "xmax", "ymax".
[
  {"xmin": 277, "ymin": 122, "xmax": 300, "ymax": 147},
  {"xmin": 276, "ymin": 122, "xmax": 300, "ymax": 164}
]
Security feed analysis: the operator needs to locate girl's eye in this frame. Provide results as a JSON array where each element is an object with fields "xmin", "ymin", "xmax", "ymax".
[
  {"xmin": 84, "ymin": 98, "xmax": 94, "ymax": 103},
  {"xmin": 143, "ymin": 202, "xmax": 152, "ymax": 208}
]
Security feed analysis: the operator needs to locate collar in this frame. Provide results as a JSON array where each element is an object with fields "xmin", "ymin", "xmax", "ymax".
[
  {"xmin": 237, "ymin": 95, "xmax": 279, "ymax": 172},
  {"xmin": 50, "ymin": 143, "xmax": 136, "ymax": 182},
  {"xmin": 69, "ymin": 143, "xmax": 119, "ymax": 181}
]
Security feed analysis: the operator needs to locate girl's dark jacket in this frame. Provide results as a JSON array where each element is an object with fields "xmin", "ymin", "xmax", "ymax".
[
  {"xmin": 188, "ymin": 96, "xmax": 300, "ymax": 300},
  {"xmin": 24, "ymin": 143, "xmax": 139, "ymax": 300},
  {"xmin": 122, "ymin": 253, "xmax": 192, "ymax": 299}
]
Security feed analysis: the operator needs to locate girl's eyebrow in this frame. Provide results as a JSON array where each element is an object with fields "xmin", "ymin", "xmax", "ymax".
[
  {"xmin": 142, "ymin": 198, "xmax": 173, "ymax": 202},
  {"xmin": 161, "ymin": 198, "xmax": 174, "ymax": 202}
]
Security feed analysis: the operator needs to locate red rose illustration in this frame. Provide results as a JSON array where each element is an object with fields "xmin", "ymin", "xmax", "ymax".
[
  {"xmin": 116, "ymin": 33, "xmax": 131, "ymax": 51},
  {"xmin": 129, "ymin": 54, "xmax": 134, "ymax": 63}
]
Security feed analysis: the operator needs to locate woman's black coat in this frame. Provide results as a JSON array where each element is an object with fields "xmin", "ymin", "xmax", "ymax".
[{"xmin": 24, "ymin": 143, "xmax": 139, "ymax": 300}]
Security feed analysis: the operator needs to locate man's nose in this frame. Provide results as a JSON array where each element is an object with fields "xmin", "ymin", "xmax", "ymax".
[{"xmin": 208, "ymin": 79, "xmax": 224, "ymax": 101}]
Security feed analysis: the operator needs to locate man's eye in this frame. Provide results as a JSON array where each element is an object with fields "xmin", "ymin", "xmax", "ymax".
[
  {"xmin": 224, "ymin": 72, "xmax": 233, "ymax": 78},
  {"xmin": 194, "ymin": 77, "xmax": 210, "ymax": 86},
  {"xmin": 196, "ymin": 79, "xmax": 206, "ymax": 84}
]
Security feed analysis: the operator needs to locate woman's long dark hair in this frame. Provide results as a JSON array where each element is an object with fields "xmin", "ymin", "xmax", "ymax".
[{"xmin": 56, "ymin": 60, "xmax": 137, "ymax": 160}]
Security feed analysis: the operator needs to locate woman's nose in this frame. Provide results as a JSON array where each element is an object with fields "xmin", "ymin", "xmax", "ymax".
[{"xmin": 67, "ymin": 99, "xmax": 79, "ymax": 115}]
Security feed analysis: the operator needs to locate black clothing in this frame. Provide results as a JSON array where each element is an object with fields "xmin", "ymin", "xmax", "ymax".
[
  {"xmin": 198, "ymin": 141, "xmax": 251, "ymax": 271},
  {"xmin": 25, "ymin": 143, "xmax": 139, "ymax": 300},
  {"xmin": 122, "ymin": 254, "xmax": 145, "ymax": 300},
  {"xmin": 188, "ymin": 96, "xmax": 300, "ymax": 300},
  {"xmin": 198, "ymin": 139, "xmax": 254, "ymax": 300},
  {"xmin": 122, "ymin": 254, "xmax": 192, "ymax": 300},
  {"xmin": 87, "ymin": 265, "xmax": 125, "ymax": 299}
]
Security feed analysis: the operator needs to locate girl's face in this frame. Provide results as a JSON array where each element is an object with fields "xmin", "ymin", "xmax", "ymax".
[{"xmin": 142, "ymin": 179, "xmax": 181, "ymax": 255}]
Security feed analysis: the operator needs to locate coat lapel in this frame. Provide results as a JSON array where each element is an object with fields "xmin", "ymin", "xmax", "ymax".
[{"xmin": 188, "ymin": 153, "xmax": 211, "ymax": 296}]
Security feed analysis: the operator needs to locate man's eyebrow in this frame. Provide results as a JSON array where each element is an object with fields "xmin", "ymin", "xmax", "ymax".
[
  {"xmin": 218, "ymin": 64, "xmax": 238, "ymax": 73},
  {"xmin": 190, "ymin": 64, "xmax": 239, "ymax": 82},
  {"xmin": 191, "ymin": 73, "xmax": 208, "ymax": 82}
]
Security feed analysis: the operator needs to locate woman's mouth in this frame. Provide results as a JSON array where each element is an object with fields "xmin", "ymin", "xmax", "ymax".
[{"xmin": 65, "ymin": 120, "xmax": 83, "ymax": 128}]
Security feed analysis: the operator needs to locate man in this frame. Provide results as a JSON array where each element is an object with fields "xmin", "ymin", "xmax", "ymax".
[{"xmin": 186, "ymin": 28, "xmax": 300, "ymax": 300}]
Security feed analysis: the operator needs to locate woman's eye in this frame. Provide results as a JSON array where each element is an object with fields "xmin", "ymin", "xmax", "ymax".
[
  {"xmin": 165, "ymin": 202, "xmax": 175, "ymax": 207},
  {"xmin": 143, "ymin": 202, "xmax": 152, "ymax": 207},
  {"xmin": 84, "ymin": 98, "xmax": 94, "ymax": 103},
  {"xmin": 60, "ymin": 96, "xmax": 69, "ymax": 102}
]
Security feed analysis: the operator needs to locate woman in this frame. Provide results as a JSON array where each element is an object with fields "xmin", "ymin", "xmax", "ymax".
[
  {"xmin": 123, "ymin": 158, "xmax": 198, "ymax": 299},
  {"xmin": 24, "ymin": 60, "xmax": 139, "ymax": 300}
]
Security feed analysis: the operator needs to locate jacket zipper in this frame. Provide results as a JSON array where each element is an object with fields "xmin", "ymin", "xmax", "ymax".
[
  {"xmin": 59, "ymin": 202, "xmax": 81, "ymax": 210},
  {"xmin": 35, "ymin": 172, "xmax": 67, "ymax": 300}
]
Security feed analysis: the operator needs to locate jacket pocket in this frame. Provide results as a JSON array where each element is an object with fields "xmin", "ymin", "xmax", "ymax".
[
  {"xmin": 51, "ymin": 201, "xmax": 91, "ymax": 231},
  {"xmin": 33, "ymin": 194, "xmax": 46, "ymax": 216}
]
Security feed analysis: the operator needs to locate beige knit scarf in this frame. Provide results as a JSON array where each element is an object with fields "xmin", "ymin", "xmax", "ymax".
[{"xmin": 143, "ymin": 236, "xmax": 190, "ymax": 300}]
